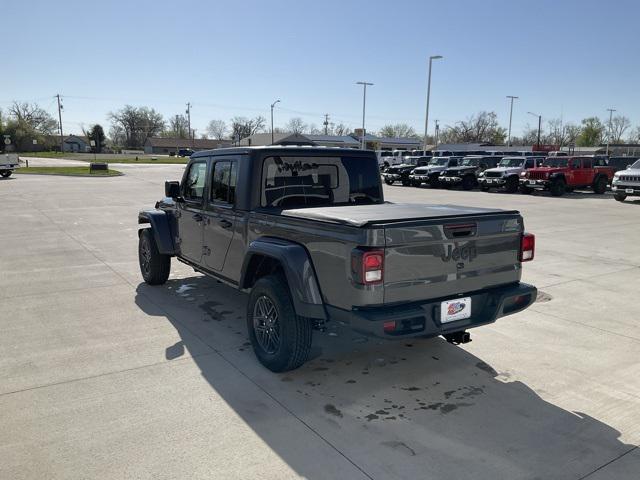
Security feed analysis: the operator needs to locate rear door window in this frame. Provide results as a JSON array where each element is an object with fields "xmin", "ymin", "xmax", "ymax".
[{"xmin": 211, "ymin": 160, "xmax": 237, "ymax": 205}]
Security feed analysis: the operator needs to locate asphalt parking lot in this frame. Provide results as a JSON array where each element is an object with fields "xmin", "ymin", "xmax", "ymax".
[{"xmin": 1, "ymin": 162, "xmax": 639, "ymax": 480}]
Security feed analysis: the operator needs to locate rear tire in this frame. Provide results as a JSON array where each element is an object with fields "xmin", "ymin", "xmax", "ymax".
[
  {"xmin": 505, "ymin": 176, "xmax": 519, "ymax": 193},
  {"xmin": 614, "ymin": 193, "xmax": 627, "ymax": 202},
  {"xmin": 247, "ymin": 275, "xmax": 312, "ymax": 372},
  {"xmin": 138, "ymin": 229, "xmax": 171, "ymax": 285},
  {"xmin": 550, "ymin": 178, "xmax": 566, "ymax": 197},
  {"xmin": 384, "ymin": 178, "xmax": 394, "ymax": 185},
  {"xmin": 462, "ymin": 175, "xmax": 476, "ymax": 191},
  {"xmin": 593, "ymin": 176, "xmax": 607, "ymax": 194}
]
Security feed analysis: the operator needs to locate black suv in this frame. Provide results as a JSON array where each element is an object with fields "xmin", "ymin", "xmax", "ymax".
[{"xmin": 439, "ymin": 156, "xmax": 501, "ymax": 190}]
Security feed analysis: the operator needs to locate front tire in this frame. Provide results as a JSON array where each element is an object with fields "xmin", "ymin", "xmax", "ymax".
[
  {"xmin": 138, "ymin": 229, "xmax": 171, "ymax": 285},
  {"xmin": 550, "ymin": 178, "xmax": 566, "ymax": 197},
  {"xmin": 520, "ymin": 184, "xmax": 533, "ymax": 194},
  {"xmin": 505, "ymin": 176, "xmax": 519, "ymax": 193},
  {"xmin": 384, "ymin": 178, "xmax": 394, "ymax": 185},
  {"xmin": 462, "ymin": 175, "xmax": 476, "ymax": 191},
  {"xmin": 614, "ymin": 193, "xmax": 627, "ymax": 202},
  {"xmin": 1, "ymin": 171, "xmax": 11, "ymax": 178},
  {"xmin": 247, "ymin": 275, "xmax": 312, "ymax": 372}
]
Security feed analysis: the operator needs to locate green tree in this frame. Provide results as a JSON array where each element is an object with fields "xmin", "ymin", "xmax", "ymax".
[
  {"xmin": 87, "ymin": 124, "xmax": 106, "ymax": 152},
  {"xmin": 576, "ymin": 117, "xmax": 605, "ymax": 147},
  {"xmin": 3, "ymin": 102, "xmax": 58, "ymax": 151}
]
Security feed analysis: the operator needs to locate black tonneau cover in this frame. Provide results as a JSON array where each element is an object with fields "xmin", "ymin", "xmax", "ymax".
[{"xmin": 281, "ymin": 203, "xmax": 518, "ymax": 227}]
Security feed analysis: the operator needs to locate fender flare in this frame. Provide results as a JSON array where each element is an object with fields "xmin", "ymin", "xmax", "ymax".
[
  {"xmin": 240, "ymin": 237, "xmax": 326, "ymax": 320},
  {"xmin": 138, "ymin": 210, "xmax": 176, "ymax": 255}
]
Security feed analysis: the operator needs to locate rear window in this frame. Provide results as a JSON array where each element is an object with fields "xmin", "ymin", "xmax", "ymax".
[{"xmin": 261, "ymin": 155, "xmax": 383, "ymax": 208}]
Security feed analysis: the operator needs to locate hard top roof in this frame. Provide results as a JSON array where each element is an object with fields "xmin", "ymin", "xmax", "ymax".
[{"xmin": 191, "ymin": 145, "xmax": 374, "ymax": 159}]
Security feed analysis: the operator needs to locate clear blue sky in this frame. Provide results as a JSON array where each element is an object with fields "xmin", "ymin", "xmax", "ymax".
[{"xmin": 3, "ymin": 0, "xmax": 639, "ymax": 138}]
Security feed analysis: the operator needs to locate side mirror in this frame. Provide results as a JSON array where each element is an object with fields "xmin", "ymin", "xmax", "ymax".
[{"xmin": 165, "ymin": 181, "xmax": 181, "ymax": 200}]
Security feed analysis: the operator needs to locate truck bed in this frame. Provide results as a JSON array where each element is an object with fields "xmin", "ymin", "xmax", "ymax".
[{"xmin": 281, "ymin": 203, "xmax": 518, "ymax": 227}]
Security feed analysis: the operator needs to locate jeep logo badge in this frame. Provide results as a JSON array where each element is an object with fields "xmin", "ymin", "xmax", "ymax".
[{"xmin": 441, "ymin": 244, "xmax": 477, "ymax": 263}]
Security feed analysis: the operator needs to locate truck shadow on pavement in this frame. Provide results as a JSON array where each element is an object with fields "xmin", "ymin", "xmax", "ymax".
[{"xmin": 135, "ymin": 276, "xmax": 635, "ymax": 479}]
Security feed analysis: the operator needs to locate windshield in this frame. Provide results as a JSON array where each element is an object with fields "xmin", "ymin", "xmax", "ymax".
[
  {"xmin": 428, "ymin": 158, "xmax": 449, "ymax": 166},
  {"xmin": 498, "ymin": 158, "xmax": 524, "ymax": 167},
  {"xmin": 261, "ymin": 155, "xmax": 383, "ymax": 208},
  {"xmin": 631, "ymin": 159, "xmax": 640, "ymax": 169},
  {"xmin": 543, "ymin": 158, "xmax": 569, "ymax": 167},
  {"xmin": 459, "ymin": 158, "xmax": 481, "ymax": 167}
]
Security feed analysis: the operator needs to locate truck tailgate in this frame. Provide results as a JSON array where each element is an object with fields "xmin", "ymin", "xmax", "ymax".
[{"xmin": 382, "ymin": 213, "xmax": 523, "ymax": 305}]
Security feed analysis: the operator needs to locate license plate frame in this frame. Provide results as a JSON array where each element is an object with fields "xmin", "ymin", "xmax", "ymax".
[
  {"xmin": 626, "ymin": 188, "xmax": 634, "ymax": 194},
  {"xmin": 440, "ymin": 297, "xmax": 472, "ymax": 324},
  {"xmin": 529, "ymin": 180, "xmax": 536, "ymax": 185}
]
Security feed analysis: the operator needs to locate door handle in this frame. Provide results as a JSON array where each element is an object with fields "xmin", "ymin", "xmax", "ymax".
[
  {"xmin": 192, "ymin": 213, "xmax": 203, "ymax": 222},
  {"xmin": 219, "ymin": 219, "xmax": 232, "ymax": 229}
]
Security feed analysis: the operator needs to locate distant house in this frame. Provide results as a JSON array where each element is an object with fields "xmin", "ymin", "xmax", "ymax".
[
  {"xmin": 62, "ymin": 135, "xmax": 90, "ymax": 153},
  {"xmin": 144, "ymin": 137, "xmax": 231, "ymax": 155}
]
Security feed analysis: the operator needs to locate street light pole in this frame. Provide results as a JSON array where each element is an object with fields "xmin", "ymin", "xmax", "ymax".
[
  {"xmin": 606, "ymin": 108, "xmax": 616, "ymax": 155},
  {"xmin": 356, "ymin": 81, "xmax": 373, "ymax": 150},
  {"xmin": 270, "ymin": 99, "xmax": 281, "ymax": 144},
  {"xmin": 506, "ymin": 95, "xmax": 518, "ymax": 146},
  {"xmin": 527, "ymin": 111, "xmax": 542, "ymax": 149},
  {"xmin": 434, "ymin": 119, "xmax": 440, "ymax": 150},
  {"xmin": 423, "ymin": 55, "xmax": 443, "ymax": 151}
]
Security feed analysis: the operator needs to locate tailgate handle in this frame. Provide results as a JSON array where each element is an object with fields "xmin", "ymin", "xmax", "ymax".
[{"xmin": 444, "ymin": 223, "xmax": 477, "ymax": 238}]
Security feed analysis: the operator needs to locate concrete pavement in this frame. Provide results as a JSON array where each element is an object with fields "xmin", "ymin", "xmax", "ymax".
[{"xmin": 0, "ymin": 163, "xmax": 638, "ymax": 479}]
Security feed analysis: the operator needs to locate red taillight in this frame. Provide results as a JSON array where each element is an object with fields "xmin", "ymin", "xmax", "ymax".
[
  {"xmin": 351, "ymin": 248, "xmax": 384, "ymax": 285},
  {"xmin": 520, "ymin": 233, "xmax": 535, "ymax": 262}
]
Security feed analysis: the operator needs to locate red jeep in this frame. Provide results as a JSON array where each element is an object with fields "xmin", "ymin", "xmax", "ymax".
[{"xmin": 519, "ymin": 156, "xmax": 615, "ymax": 196}]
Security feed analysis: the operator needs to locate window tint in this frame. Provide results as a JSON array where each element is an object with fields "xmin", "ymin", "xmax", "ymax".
[
  {"xmin": 525, "ymin": 159, "xmax": 534, "ymax": 168},
  {"xmin": 582, "ymin": 158, "xmax": 592, "ymax": 168},
  {"xmin": 183, "ymin": 161, "xmax": 207, "ymax": 200},
  {"xmin": 211, "ymin": 161, "xmax": 237, "ymax": 204},
  {"xmin": 261, "ymin": 155, "xmax": 382, "ymax": 208}
]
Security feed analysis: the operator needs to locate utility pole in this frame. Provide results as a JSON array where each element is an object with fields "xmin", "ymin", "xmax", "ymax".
[
  {"xmin": 606, "ymin": 108, "xmax": 616, "ymax": 155},
  {"xmin": 323, "ymin": 114, "xmax": 330, "ymax": 135},
  {"xmin": 185, "ymin": 102, "xmax": 192, "ymax": 148},
  {"xmin": 506, "ymin": 95, "xmax": 518, "ymax": 147},
  {"xmin": 270, "ymin": 99, "xmax": 281, "ymax": 144},
  {"xmin": 56, "ymin": 94, "xmax": 64, "ymax": 152},
  {"xmin": 356, "ymin": 81, "xmax": 373, "ymax": 150},
  {"xmin": 434, "ymin": 119, "xmax": 440, "ymax": 150},
  {"xmin": 527, "ymin": 112, "xmax": 542, "ymax": 149},
  {"xmin": 175, "ymin": 115, "xmax": 180, "ymax": 137},
  {"xmin": 423, "ymin": 55, "xmax": 443, "ymax": 151}
]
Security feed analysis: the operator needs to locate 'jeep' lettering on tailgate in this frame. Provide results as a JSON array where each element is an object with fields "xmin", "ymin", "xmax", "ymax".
[{"xmin": 441, "ymin": 244, "xmax": 477, "ymax": 262}]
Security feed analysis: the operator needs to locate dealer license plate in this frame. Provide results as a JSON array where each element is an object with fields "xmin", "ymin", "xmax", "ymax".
[
  {"xmin": 626, "ymin": 188, "xmax": 634, "ymax": 193},
  {"xmin": 485, "ymin": 179, "xmax": 493, "ymax": 183},
  {"xmin": 529, "ymin": 180, "xmax": 536, "ymax": 185},
  {"xmin": 441, "ymin": 297, "xmax": 472, "ymax": 323}
]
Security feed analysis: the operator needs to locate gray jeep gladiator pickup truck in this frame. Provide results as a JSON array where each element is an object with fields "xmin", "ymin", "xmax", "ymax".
[{"xmin": 138, "ymin": 147, "xmax": 537, "ymax": 372}]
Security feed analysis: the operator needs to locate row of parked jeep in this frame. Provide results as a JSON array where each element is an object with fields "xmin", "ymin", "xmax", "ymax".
[{"xmin": 381, "ymin": 153, "xmax": 640, "ymax": 200}]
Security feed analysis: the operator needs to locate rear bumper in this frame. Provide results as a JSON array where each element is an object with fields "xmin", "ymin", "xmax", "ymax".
[{"xmin": 326, "ymin": 282, "xmax": 537, "ymax": 339}]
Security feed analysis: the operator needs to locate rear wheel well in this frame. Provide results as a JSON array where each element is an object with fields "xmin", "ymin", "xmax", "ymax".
[{"xmin": 242, "ymin": 254, "xmax": 285, "ymax": 289}]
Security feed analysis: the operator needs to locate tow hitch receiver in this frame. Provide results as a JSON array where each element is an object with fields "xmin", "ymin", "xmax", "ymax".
[{"xmin": 444, "ymin": 331, "xmax": 472, "ymax": 345}]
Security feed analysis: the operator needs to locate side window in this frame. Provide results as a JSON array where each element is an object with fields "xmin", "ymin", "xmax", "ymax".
[
  {"xmin": 183, "ymin": 162, "xmax": 207, "ymax": 201},
  {"xmin": 525, "ymin": 159, "xmax": 534, "ymax": 169},
  {"xmin": 211, "ymin": 161, "xmax": 237, "ymax": 205},
  {"xmin": 569, "ymin": 159, "xmax": 580, "ymax": 169},
  {"xmin": 582, "ymin": 158, "xmax": 592, "ymax": 169}
]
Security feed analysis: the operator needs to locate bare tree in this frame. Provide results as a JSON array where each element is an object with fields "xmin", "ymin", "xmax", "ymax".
[
  {"xmin": 331, "ymin": 123, "xmax": 351, "ymax": 136},
  {"xmin": 378, "ymin": 123, "xmax": 417, "ymax": 138},
  {"xmin": 608, "ymin": 115, "xmax": 631, "ymax": 143},
  {"xmin": 306, "ymin": 123, "xmax": 322, "ymax": 135},
  {"xmin": 108, "ymin": 105, "xmax": 165, "ymax": 148},
  {"xmin": 627, "ymin": 126, "xmax": 640, "ymax": 144},
  {"xmin": 8, "ymin": 102, "xmax": 57, "ymax": 135},
  {"xmin": 439, "ymin": 111, "xmax": 506, "ymax": 144},
  {"xmin": 230, "ymin": 116, "xmax": 266, "ymax": 141},
  {"xmin": 164, "ymin": 114, "xmax": 189, "ymax": 138},
  {"xmin": 285, "ymin": 117, "xmax": 307, "ymax": 134},
  {"xmin": 206, "ymin": 119, "xmax": 228, "ymax": 140}
]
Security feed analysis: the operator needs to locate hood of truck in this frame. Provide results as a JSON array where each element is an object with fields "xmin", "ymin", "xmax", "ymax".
[
  {"xmin": 412, "ymin": 166, "xmax": 444, "ymax": 175},
  {"xmin": 442, "ymin": 166, "xmax": 477, "ymax": 176},
  {"xmin": 484, "ymin": 166, "xmax": 522, "ymax": 176}
]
